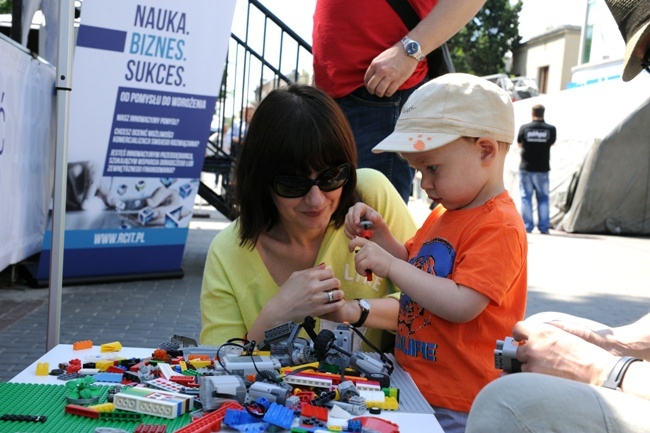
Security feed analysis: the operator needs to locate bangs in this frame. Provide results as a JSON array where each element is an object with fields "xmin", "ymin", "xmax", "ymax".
[{"xmin": 271, "ymin": 106, "xmax": 353, "ymax": 177}]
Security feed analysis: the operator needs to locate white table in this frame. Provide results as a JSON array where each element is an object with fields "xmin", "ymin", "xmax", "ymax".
[{"xmin": 11, "ymin": 344, "xmax": 443, "ymax": 433}]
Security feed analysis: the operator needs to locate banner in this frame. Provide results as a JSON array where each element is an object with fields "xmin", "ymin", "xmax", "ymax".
[
  {"xmin": 0, "ymin": 35, "xmax": 55, "ymax": 273},
  {"xmin": 37, "ymin": 0, "xmax": 236, "ymax": 281}
]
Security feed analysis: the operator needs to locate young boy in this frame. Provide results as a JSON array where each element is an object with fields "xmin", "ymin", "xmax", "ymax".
[{"xmin": 345, "ymin": 73, "xmax": 528, "ymax": 433}]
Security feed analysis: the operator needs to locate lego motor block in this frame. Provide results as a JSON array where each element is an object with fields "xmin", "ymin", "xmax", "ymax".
[
  {"xmin": 494, "ymin": 336, "xmax": 523, "ymax": 373},
  {"xmin": 199, "ymin": 375, "xmax": 247, "ymax": 412}
]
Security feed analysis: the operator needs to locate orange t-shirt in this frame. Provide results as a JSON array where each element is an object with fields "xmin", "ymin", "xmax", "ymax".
[{"xmin": 394, "ymin": 191, "xmax": 528, "ymax": 412}]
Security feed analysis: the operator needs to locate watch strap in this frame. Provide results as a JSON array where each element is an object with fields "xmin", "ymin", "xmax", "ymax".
[
  {"xmin": 602, "ymin": 356, "xmax": 642, "ymax": 390},
  {"xmin": 351, "ymin": 299, "xmax": 369, "ymax": 328}
]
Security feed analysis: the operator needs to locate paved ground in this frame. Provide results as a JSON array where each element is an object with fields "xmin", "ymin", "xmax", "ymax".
[{"xmin": 1, "ymin": 199, "xmax": 649, "ymax": 382}]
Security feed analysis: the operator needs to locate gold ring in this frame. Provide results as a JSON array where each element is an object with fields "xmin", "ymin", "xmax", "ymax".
[{"xmin": 327, "ymin": 291, "xmax": 334, "ymax": 303}]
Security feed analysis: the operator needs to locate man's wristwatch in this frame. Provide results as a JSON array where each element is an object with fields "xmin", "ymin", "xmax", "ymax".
[
  {"xmin": 401, "ymin": 36, "xmax": 425, "ymax": 62},
  {"xmin": 352, "ymin": 299, "xmax": 370, "ymax": 327},
  {"xmin": 602, "ymin": 356, "xmax": 642, "ymax": 390}
]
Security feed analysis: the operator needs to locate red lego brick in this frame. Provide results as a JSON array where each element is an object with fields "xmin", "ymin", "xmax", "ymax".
[
  {"xmin": 134, "ymin": 424, "xmax": 167, "ymax": 433},
  {"xmin": 65, "ymin": 404, "xmax": 99, "ymax": 419},
  {"xmin": 301, "ymin": 404, "xmax": 328, "ymax": 422},
  {"xmin": 172, "ymin": 401, "xmax": 243, "ymax": 433}
]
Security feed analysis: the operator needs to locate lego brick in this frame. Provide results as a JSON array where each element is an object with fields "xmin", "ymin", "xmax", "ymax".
[
  {"xmin": 36, "ymin": 362, "xmax": 50, "ymax": 376},
  {"xmin": 65, "ymin": 404, "xmax": 100, "ymax": 419},
  {"xmin": 301, "ymin": 404, "xmax": 328, "ymax": 422},
  {"xmin": 283, "ymin": 374, "xmax": 332, "ymax": 389},
  {"xmin": 113, "ymin": 387, "xmax": 194, "ymax": 419},
  {"xmin": 172, "ymin": 401, "xmax": 243, "ymax": 433},
  {"xmin": 263, "ymin": 402, "xmax": 294, "ymax": 429},
  {"xmin": 99, "ymin": 411, "xmax": 144, "ymax": 422},
  {"xmin": 146, "ymin": 377, "xmax": 186, "ymax": 394},
  {"xmin": 73, "ymin": 340, "xmax": 93, "ymax": 350},
  {"xmin": 224, "ymin": 408, "xmax": 262, "ymax": 427},
  {"xmin": 157, "ymin": 363, "xmax": 176, "ymax": 380},
  {"xmin": 0, "ymin": 413, "xmax": 47, "ymax": 422},
  {"xmin": 134, "ymin": 424, "xmax": 168, "ymax": 433},
  {"xmin": 88, "ymin": 402, "xmax": 116, "ymax": 412},
  {"xmin": 94, "ymin": 372, "xmax": 124, "ymax": 383},
  {"xmin": 101, "ymin": 341, "xmax": 123, "ymax": 352}
]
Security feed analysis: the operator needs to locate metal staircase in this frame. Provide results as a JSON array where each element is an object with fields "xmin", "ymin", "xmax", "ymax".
[{"xmin": 200, "ymin": 0, "xmax": 313, "ymax": 220}]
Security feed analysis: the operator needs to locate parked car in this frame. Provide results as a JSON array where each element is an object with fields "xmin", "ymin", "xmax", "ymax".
[
  {"xmin": 511, "ymin": 76, "xmax": 540, "ymax": 100},
  {"xmin": 482, "ymin": 74, "xmax": 516, "ymax": 100},
  {"xmin": 481, "ymin": 74, "xmax": 540, "ymax": 101}
]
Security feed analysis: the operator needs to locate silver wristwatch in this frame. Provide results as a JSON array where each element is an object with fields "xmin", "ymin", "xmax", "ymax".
[{"xmin": 401, "ymin": 36, "xmax": 425, "ymax": 62}]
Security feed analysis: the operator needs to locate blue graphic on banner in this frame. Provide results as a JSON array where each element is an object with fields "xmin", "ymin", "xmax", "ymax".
[
  {"xmin": 77, "ymin": 25, "xmax": 127, "ymax": 52},
  {"xmin": 37, "ymin": 227, "xmax": 188, "ymax": 278},
  {"xmin": 105, "ymin": 87, "xmax": 215, "ymax": 179}
]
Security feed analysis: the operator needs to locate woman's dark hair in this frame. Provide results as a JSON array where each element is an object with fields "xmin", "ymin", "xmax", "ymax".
[{"xmin": 235, "ymin": 84, "xmax": 358, "ymax": 248}]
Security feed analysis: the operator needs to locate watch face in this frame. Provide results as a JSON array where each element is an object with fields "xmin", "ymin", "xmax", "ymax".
[
  {"xmin": 359, "ymin": 299, "xmax": 370, "ymax": 310},
  {"xmin": 405, "ymin": 41, "xmax": 420, "ymax": 56}
]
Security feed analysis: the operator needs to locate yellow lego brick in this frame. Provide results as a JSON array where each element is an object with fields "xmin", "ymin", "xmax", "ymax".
[
  {"xmin": 100, "ymin": 341, "xmax": 123, "ymax": 352},
  {"xmin": 89, "ymin": 402, "xmax": 115, "ymax": 412},
  {"xmin": 179, "ymin": 361, "xmax": 188, "ymax": 371},
  {"xmin": 35, "ymin": 362, "xmax": 49, "ymax": 376},
  {"xmin": 95, "ymin": 360, "xmax": 116, "ymax": 371},
  {"xmin": 327, "ymin": 426, "xmax": 343, "ymax": 431},
  {"xmin": 366, "ymin": 396, "xmax": 399, "ymax": 410},
  {"xmin": 189, "ymin": 360, "xmax": 212, "ymax": 369}
]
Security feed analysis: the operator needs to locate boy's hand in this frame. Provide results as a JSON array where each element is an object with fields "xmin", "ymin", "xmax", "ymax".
[
  {"xmin": 344, "ymin": 203, "xmax": 386, "ymax": 240},
  {"xmin": 348, "ymin": 237, "xmax": 394, "ymax": 279}
]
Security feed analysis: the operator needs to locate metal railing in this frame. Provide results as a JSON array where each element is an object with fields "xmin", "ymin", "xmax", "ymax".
[{"xmin": 200, "ymin": 0, "xmax": 313, "ymax": 220}]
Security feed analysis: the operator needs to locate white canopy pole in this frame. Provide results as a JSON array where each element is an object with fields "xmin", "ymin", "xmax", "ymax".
[{"xmin": 46, "ymin": 0, "xmax": 74, "ymax": 351}]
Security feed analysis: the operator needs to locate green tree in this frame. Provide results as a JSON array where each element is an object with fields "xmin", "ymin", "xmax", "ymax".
[
  {"xmin": 449, "ymin": 0, "xmax": 523, "ymax": 76},
  {"xmin": 0, "ymin": 0, "xmax": 12, "ymax": 14}
]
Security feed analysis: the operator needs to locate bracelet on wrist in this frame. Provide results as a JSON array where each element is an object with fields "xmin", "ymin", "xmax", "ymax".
[{"xmin": 602, "ymin": 356, "xmax": 642, "ymax": 390}]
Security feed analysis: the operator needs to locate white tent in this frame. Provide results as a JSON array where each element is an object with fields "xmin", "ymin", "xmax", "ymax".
[{"xmin": 504, "ymin": 74, "xmax": 650, "ymax": 235}]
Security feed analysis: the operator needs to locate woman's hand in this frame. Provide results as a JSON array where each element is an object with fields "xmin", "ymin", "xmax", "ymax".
[{"xmin": 269, "ymin": 263, "xmax": 345, "ymax": 323}]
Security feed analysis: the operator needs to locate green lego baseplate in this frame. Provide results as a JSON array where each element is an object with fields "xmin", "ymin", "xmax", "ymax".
[{"xmin": 0, "ymin": 382, "xmax": 193, "ymax": 433}]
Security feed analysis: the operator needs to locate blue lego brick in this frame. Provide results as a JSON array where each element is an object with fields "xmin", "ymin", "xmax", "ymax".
[
  {"xmin": 224, "ymin": 408, "xmax": 261, "ymax": 427},
  {"xmin": 93, "ymin": 373, "xmax": 124, "ymax": 383},
  {"xmin": 263, "ymin": 402, "xmax": 294, "ymax": 430}
]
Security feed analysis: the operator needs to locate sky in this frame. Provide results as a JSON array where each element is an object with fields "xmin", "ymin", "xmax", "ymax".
[{"xmin": 242, "ymin": 0, "xmax": 587, "ymax": 45}]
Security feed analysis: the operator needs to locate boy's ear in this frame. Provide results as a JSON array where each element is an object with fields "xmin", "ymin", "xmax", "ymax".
[{"xmin": 476, "ymin": 137, "xmax": 498, "ymax": 164}]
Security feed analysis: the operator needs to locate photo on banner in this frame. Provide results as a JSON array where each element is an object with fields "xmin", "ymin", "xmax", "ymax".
[{"xmin": 37, "ymin": 0, "xmax": 236, "ymax": 281}]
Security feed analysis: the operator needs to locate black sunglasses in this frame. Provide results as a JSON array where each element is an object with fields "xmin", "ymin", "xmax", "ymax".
[{"xmin": 272, "ymin": 163, "xmax": 351, "ymax": 198}]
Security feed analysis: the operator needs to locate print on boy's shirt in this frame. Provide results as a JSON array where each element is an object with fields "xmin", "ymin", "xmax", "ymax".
[{"xmin": 396, "ymin": 237, "xmax": 456, "ymax": 361}]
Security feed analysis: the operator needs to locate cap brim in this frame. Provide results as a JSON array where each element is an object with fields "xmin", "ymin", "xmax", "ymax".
[
  {"xmin": 623, "ymin": 21, "xmax": 650, "ymax": 82},
  {"xmin": 372, "ymin": 131, "xmax": 462, "ymax": 153}
]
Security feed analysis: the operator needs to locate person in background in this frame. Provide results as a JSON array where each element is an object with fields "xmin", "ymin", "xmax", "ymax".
[
  {"xmin": 465, "ymin": 1, "xmax": 650, "ymax": 432},
  {"xmin": 312, "ymin": 0, "xmax": 486, "ymax": 203},
  {"xmin": 517, "ymin": 104, "xmax": 556, "ymax": 235},
  {"xmin": 200, "ymin": 84, "xmax": 417, "ymax": 351},
  {"xmin": 344, "ymin": 73, "xmax": 528, "ymax": 433},
  {"xmin": 228, "ymin": 103, "xmax": 256, "ymax": 153}
]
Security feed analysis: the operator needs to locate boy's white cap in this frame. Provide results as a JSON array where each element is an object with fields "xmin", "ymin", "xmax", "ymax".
[{"xmin": 372, "ymin": 73, "xmax": 515, "ymax": 154}]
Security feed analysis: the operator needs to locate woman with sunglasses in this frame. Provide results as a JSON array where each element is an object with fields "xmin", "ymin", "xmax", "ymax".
[{"xmin": 200, "ymin": 84, "xmax": 417, "ymax": 349}]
